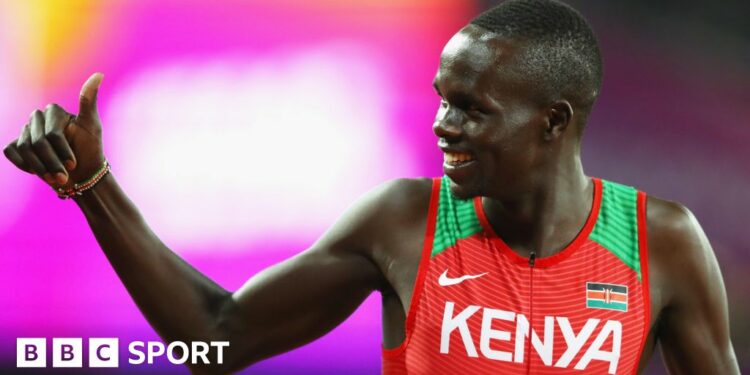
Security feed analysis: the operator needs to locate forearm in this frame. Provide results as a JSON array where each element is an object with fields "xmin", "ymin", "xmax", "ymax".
[{"xmin": 74, "ymin": 172, "xmax": 231, "ymax": 344}]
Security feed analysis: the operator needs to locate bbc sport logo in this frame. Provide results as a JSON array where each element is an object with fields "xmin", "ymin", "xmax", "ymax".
[{"xmin": 17, "ymin": 338, "xmax": 229, "ymax": 368}]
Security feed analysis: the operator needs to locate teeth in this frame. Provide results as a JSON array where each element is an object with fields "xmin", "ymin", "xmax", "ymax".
[{"xmin": 444, "ymin": 152, "xmax": 474, "ymax": 164}]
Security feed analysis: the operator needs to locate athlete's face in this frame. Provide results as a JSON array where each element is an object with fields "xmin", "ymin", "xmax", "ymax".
[{"xmin": 433, "ymin": 25, "xmax": 550, "ymax": 199}]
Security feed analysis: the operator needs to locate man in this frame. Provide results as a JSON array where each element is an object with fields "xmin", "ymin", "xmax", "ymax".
[{"xmin": 3, "ymin": 0, "xmax": 740, "ymax": 373}]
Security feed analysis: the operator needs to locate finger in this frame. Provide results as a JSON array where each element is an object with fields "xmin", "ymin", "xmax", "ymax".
[
  {"xmin": 44, "ymin": 103, "xmax": 77, "ymax": 171},
  {"xmin": 31, "ymin": 107, "xmax": 68, "ymax": 184},
  {"xmin": 16, "ymin": 120, "xmax": 49, "ymax": 181},
  {"xmin": 78, "ymin": 72, "xmax": 104, "ymax": 121},
  {"xmin": 3, "ymin": 141, "xmax": 32, "ymax": 173}
]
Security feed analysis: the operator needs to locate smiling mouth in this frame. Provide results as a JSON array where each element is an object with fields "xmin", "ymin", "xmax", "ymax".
[{"xmin": 444, "ymin": 151, "xmax": 476, "ymax": 166}]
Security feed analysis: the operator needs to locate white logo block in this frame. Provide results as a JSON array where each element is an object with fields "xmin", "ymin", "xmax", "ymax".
[
  {"xmin": 89, "ymin": 338, "xmax": 119, "ymax": 368},
  {"xmin": 17, "ymin": 338, "xmax": 46, "ymax": 368},
  {"xmin": 52, "ymin": 338, "xmax": 82, "ymax": 368}
]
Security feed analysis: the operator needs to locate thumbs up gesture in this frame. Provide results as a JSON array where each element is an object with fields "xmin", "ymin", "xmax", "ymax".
[{"xmin": 3, "ymin": 73, "xmax": 106, "ymax": 190}]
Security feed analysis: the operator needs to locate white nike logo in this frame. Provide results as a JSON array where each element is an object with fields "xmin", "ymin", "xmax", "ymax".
[{"xmin": 438, "ymin": 269, "xmax": 489, "ymax": 286}]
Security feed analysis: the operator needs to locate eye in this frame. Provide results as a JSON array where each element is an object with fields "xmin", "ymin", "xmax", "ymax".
[{"xmin": 439, "ymin": 98, "xmax": 449, "ymax": 109}]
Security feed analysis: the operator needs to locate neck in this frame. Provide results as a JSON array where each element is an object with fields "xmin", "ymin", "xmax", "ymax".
[{"xmin": 482, "ymin": 154, "xmax": 593, "ymax": 258}]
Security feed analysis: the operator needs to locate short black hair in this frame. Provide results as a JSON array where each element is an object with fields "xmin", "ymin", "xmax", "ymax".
[{"xmin": 471, "ymin": 0, "xmax": 602, "ymax": 113}]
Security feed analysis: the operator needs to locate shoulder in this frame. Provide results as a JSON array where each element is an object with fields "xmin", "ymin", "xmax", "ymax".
[
  {"xmin": 345, "ymin": 177, "xmax": 434, "ymax": 227},
  {"xmin": 645, "ymin": 195, "xmax": 703, "ymax": 245},
  {"xmin": 645, "ymin": 195, "xmax": 717, "ymax": 306},
  {"xmin": 645, "ymin": 195, "xmax": 709, "ymax": 262},
  {"xmin": 315, "ymin": 177, "xmax": 435, "ymax": 253},
  {"xmin": 364, "ymin": 177, "xmax": 434, "ymax": 214},
  {"xmin": 315, "ymin": 177, "xmax": 435, "ymax": 291}
]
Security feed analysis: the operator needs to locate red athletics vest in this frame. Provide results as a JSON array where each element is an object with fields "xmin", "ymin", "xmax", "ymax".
[{"xmin": 382, "ymin": 176, "xmax": 651, "ymax": 374}]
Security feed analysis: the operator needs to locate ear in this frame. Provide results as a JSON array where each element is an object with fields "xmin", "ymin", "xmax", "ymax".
[{"xmin": 543, "ymin": 100, "xmax": 573, "ymax": 141}]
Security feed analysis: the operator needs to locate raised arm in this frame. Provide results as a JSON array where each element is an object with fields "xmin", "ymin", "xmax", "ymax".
[
  {"xmin": 3, "ymin": 74, "xmax": 406, "ymax": 374},
  {"xmin": 74, "ymin": 171, "xmax": 394, "ymax": 374},
  {"xmin": 647, "ymin": 197, "xmax": 740, "ymax": 374}
]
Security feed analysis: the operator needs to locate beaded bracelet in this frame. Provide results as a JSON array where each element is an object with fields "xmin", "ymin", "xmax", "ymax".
[{"xmin": 56, "ymin": 160, "xmax": 111, "ymax": 199}]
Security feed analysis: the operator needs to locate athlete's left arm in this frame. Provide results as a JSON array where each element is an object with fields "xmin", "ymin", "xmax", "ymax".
[{"xmin": 647, "ymin": 197, "xmax": 740, "ymax": 374}]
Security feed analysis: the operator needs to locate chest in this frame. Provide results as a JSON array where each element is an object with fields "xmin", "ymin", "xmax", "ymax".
[
  {"xmin": 400, "ymin": 234, "xmax": 647, "ymax": 374},
  {"xmin": 381, "ymin": 176, "xmax": 659, "ymax": 374}
]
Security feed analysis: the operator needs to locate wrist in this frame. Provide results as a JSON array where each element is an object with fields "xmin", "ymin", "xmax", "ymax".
[
  {"xmin": 57, "ymin": 160, "xmax": 111, "ymax": 199},
  {"xmin": 72, "ymin": 171, "xmax": 114, "ymax": 206}
]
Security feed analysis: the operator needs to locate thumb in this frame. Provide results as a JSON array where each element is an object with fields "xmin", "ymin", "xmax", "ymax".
[{"xmin": 78, "ymin": 72, "xmax": 104, "ymax": 120}]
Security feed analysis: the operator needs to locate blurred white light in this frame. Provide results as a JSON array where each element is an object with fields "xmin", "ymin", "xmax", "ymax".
[
  {"xmin": 106, "ymin": 43, "xmax": 414, "ymax": 251},
  {"xmin": 0, "ymin": 4, "xmax": 34, "ymax": 233}
]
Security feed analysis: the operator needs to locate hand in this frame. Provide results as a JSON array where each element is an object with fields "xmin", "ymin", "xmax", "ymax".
[{"xmin": 3, "ymin": 73, "xmax": 106, "ymax": 191}]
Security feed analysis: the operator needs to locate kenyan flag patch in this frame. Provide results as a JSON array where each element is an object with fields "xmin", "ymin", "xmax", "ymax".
[{"xmin": 586, "ymin": 282, "xmax": 628, "ymax": 312}]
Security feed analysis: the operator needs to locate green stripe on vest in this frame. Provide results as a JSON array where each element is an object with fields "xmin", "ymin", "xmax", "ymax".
[
  {"xmin": 432, "ymin": 177, "xmax": 482, "ymax": 257},
  {"xmin": 589, "ymin": 180, "xmax": 641, "ymax": 280}
]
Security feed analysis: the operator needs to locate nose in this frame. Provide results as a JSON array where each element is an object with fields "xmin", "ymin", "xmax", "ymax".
[{"xmin": 432, "ymin": 106, "xmax": 463, "ymax": 140}]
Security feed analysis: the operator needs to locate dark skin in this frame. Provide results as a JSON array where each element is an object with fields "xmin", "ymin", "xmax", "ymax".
[{"xmin": 3, "ymin": 24, "xmax": 739, "ymax": 374}]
